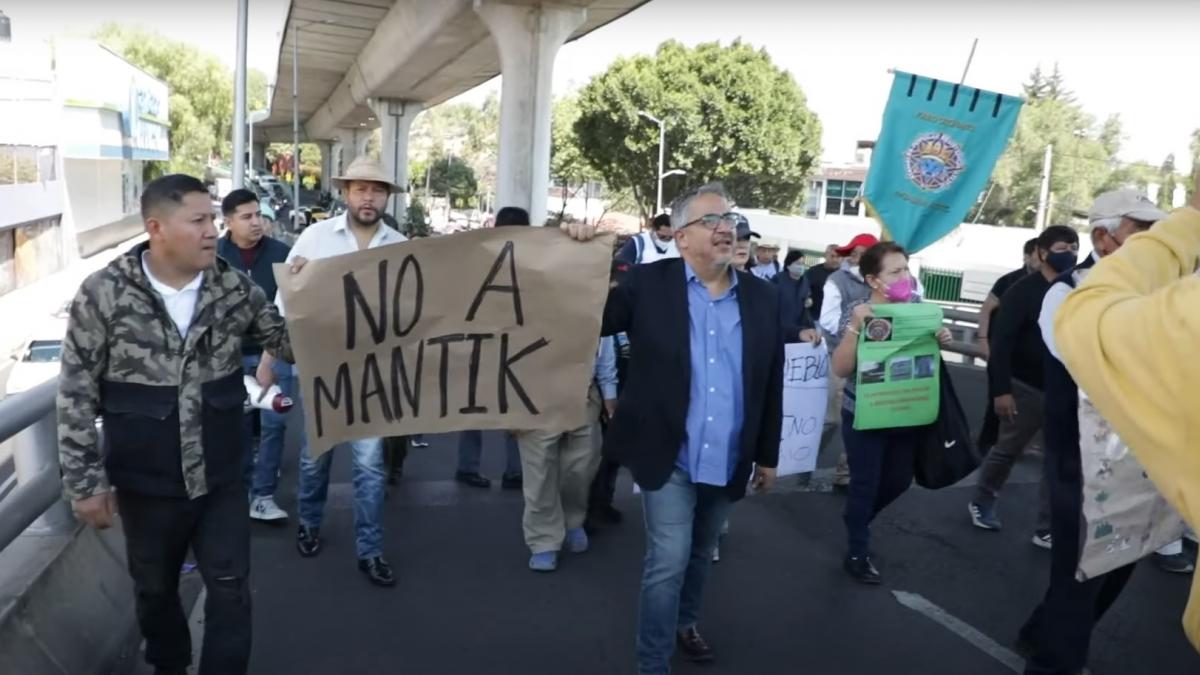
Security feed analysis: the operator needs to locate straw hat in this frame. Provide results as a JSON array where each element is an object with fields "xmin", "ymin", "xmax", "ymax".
[{"xmin": 333, "ymin": 156, "xmax": 404, "ymax": 193}]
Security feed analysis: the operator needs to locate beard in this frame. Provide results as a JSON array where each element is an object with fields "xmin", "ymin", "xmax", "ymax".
[{"xmin": 351, "ymin": 205, "xmax": 382, "ymax": 227}]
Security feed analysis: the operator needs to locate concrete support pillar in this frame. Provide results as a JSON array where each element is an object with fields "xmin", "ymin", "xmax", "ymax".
[
  {"xmin": 251, "ymin": 143, "xmax": 267, "ymax": 173},
  {"xmin": 354, "ymin": 129, "xmax": 370, "ymax": 159},
  {"xmin": 371, "ymin": 98, "xmax": 423, "ymax": 218},
  {"xmin": 475, "ymin": 1, "xmax": 586, "ymax": 227},
  {"xmin": 319, "ymin": 141, "xmax": 333, "ymax": 193},
  {"xmin": 332, "ymin": 129, "xmax": 362, "ymax": 197}
]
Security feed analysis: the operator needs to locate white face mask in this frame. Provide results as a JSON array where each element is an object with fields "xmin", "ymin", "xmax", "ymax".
[{"xmin": 787, "ymin": 263, "xmax": 806, "ymax": 277}]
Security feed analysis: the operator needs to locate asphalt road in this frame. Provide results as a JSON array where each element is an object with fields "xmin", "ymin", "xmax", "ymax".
[{"xmin": 113, "ymin": 365, "xmax": 1199, "ymax": 675}]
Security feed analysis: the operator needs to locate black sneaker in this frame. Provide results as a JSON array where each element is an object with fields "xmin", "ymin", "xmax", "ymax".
[
  {"xmin": 843, "ymin": 555, "xmax": 882, "ymax": 585},
  {"xmin": 358, "ymin": 556, "xmax": 396, "ymax": 587},
  {"xmin": 455, "ymin": 471, "xmax": 491, "ymax": 488},
  {"xmin": 296, "ymin": 525, "xmax": 322, "ymax": 558},
  {"xmin": 676, "ymin": 626, "xmax": 715, "ymax": 663},
  {"xmin": 501, "ymin": 473, "xmax": 523, "ymax": 490}
]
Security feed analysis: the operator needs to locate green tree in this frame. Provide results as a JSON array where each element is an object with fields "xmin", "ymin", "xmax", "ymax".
[
  {"xmin": 1157, "ymin": 154, "xmax": 1178, "ymax": 210},
  {"xmin": 979, "ymin": 67, "xmax": 1119, "ymax": 226},
  {"xmin": 409, "ymin": 95, "xmax": 499, "ymax": 201},
  {"xmin": 414, "ymin": 154, "xmax": 478, "ymax": 207},
  {"xmin": 405, "ymin": 198, "xmax": 430, "ymax": 238},
  {"xmin": 551, "ymin": 95, "xmax": 588, "ymax": 188},
  {"xmin": 573, "ymin": 40, "xmax": 822, "ymax": 219},
  {"xmin": 1188, "ymin": 128, "xmax": 1200, "ymax": 202}
]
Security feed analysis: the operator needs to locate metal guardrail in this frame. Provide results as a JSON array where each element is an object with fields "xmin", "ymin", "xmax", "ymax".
[
  {"xmin": 0, "ymin": 378, "xmax": 74, "ymax": 552},
  {"xmin": 937, "ymin": 302, "xmax": 986, "ymax": 365}
]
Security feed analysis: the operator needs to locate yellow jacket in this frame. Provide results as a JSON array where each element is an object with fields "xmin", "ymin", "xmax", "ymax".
[{"xmin": 1056, "ymin": 206, "xmax": 1200, "ymax": 650}]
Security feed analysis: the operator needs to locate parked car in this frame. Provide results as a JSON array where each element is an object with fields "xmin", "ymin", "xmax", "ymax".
[{"xmin": 6, "ymin": 318, "xmax": 67, "ymax": 396}]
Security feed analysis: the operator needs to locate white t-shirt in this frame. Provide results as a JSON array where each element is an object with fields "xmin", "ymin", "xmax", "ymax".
[{"xmin": 141, "ymin": 252, "xmax": 203, "ymax": 337}]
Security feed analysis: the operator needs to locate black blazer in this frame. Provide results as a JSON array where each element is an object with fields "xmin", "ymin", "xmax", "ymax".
[{"xmin": 601, "ymin": 258, "xmax": 784, "ymax": 500}]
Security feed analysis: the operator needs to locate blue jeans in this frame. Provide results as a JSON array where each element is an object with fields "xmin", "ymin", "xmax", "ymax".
[
  {"xmin": 241, "ymin": 356, "xmax": 296, "ymax": 498},
  {"xmin": 456, "ymin": 430, "xmax": 522, "ymax": 478},
  {"xmin": 637, "ymin": 469, "xmax": 733, "ymax": 675},
  {"xmin": 840, "ymin": 408, "xmax": 918, "ymax": 558},
  {"xmin": 297, "ymin": 435, "xmax": 386, "ymax": 560}
]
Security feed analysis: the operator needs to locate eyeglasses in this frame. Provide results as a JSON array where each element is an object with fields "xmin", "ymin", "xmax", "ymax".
[{"xmin": 682, "ymin": 212, "xmax": 740, "ymax": 230}]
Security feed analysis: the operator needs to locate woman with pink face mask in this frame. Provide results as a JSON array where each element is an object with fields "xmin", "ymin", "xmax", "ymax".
[{"xmin": 830, "ymin": 242, "xmax": 952, "ymax": 584}]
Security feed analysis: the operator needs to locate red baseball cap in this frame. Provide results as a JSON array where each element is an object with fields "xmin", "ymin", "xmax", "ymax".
[{"xmin": 834, "ymin": 233, "xmax": 879, "ymax": 256}]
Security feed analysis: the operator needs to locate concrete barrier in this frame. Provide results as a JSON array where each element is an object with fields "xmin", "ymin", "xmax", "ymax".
[{"xmin": 0, "ymin": 523, "xmax": 135, "ymax": 675}]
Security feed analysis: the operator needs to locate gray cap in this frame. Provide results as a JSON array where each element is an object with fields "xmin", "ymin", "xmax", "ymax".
[{"xmin": 1088, "ymin": 189, "xmax": 1169, "ymax": 225}]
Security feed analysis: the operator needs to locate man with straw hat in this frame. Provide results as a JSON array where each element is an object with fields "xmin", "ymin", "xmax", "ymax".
[
  {"xmin": 266, "ymin": 157, "xmax": 601, "ymax": 587},
  {"xmin": 265, "ymin": 156, "xmax": 409, "ymax": 587}
]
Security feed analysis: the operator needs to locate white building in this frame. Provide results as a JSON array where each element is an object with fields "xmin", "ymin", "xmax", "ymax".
[
  {"xmin": 0, "ymin": 38, "xmax": 65, "ymax": 295},
  {"xmin": 55, "ymin": 40, "xmax": 169, "ymax": 257}
]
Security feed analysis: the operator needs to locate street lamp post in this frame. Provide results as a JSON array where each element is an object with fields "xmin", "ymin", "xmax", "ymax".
[
  {"xmin": 293, "ymin": 19, "xmax": 335, "ymax": 215},
  {"xmin": 638, "ymin": 111, "xmax": 666, "ymax": 214},
  {"xmin": 232, "ymin": 0, "xmax": 248, "ymax": 188}
]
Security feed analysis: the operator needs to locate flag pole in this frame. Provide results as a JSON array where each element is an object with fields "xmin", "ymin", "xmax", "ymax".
[{"xmin": 959, "ymin": 38, "xmax": 978, "ymax": 85}]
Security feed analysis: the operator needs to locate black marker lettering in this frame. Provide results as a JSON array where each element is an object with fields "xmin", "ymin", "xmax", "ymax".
[
  {"xmin": 343, "ymin": 259, "xmax": 388, "ymax": 350},
  {"xmin": 391, "ymin": 254, "xmax": 424, "ymax": 337},
  {"xmin": 389, "ymin": 341, "xmax": 424, "ymax": 418},
  {"xmin": 460, "ymin": 333, "xmax": 495, "ymax": 414},
  {"xmin": 465, "ymin": 241, "xmax": 524, "ymax": 326},
  {"xmin": 498, "ymin": 333, "xmax": 549, "ymax": 414},
  {"xmin": 359, "ymin": 352, "xmax": 393, "ymax": 425},
  {"xmin": 426, "ymin": 334, "xmax": 467, "ymax": 418},
  {"xmin": 313, "ymin": 363, "xmax": 353, "ymax": 438}
]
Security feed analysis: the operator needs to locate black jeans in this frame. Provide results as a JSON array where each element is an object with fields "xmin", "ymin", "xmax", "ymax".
[
  {"xmin": 840, "ymin": 408, "xmax": 920, "ymax": 558},
  {"xmin": 119, "ymin": 487, "xmax": 251, "ymax": 674},
  {"xmin": 1021, "ymin": 436, "xmax": 1135, "ymax": 674},
  {"xmin": 587, "ymin": 412, "xmax": 620, "ymax": 511}
]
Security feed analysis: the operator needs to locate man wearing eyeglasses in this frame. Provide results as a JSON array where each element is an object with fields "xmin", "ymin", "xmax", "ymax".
[{"xmin": 602, "ymin": 182, "xmax": 783, "ymax": 675}]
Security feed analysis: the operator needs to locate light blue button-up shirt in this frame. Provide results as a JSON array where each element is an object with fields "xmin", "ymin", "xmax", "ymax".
[
  {"xmin": 676, "ymin": 262, "xmax": 745, "ymax": 486},
  {"xmin": 595, "ymin": 336, "xmax": 618, "ymax": 400}
]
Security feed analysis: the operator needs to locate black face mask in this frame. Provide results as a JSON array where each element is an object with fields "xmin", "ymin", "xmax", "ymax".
[{"xmin": 1045, "ymin": 250, "xmax": 1078, "ymax": 274}]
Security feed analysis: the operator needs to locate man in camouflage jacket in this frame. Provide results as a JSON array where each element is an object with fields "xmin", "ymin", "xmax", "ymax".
[{"xmin": 57, "ymin": 174, "xmax": 293, "ymax": 675}]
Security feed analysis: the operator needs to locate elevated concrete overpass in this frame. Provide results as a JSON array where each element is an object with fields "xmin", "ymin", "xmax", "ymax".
[{"xmin": 254, "ymin": 0, "xmax": 649, "ymax": 225}]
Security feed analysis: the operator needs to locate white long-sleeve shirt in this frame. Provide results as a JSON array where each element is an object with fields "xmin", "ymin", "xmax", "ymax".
[{"xmin": 819, "ymin": 266, "xmax": 925, "ymax": 335}]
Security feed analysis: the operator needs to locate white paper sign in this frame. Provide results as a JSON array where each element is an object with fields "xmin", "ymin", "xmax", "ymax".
[{"xmin": 776, "ymin": 342, "xmax": 830, "ymax": 476}]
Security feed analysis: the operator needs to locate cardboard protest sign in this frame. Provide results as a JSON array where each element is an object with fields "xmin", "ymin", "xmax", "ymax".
[
  {"xmin": 776, "ymin": 342, "xmax": 830, "ymax": 476},
  {"xmin": 853, "ymin": 303, "xmax": 944, "ymax": 431},
  {"xmin": 275, "ymin": 227, "xmax": 613, "ymax": 455},
  {"xmin": 1076, "ymin": 396, "xmax": 1186, "ymax": 581}
]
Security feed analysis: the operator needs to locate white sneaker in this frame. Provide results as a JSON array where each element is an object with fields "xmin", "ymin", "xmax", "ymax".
[{"xmin": 250, "ymin": 496, "xmax": 289, "ymax": 522}]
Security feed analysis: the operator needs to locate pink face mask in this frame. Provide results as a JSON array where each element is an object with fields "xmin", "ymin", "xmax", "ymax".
[{"xmin": 884, "ymin": 276, "xmax": 915, "ymax": 303}]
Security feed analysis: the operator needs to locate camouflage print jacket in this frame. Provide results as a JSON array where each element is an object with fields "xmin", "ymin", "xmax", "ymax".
[{"xmin": 57, "ymin": 242, "xmax": 293, "ymax": 501}]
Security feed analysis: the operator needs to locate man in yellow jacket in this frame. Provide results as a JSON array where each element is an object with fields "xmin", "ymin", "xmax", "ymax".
[{"xmin": 1056, "ymin": 178, "xmax": 1200, "ymax": 652}]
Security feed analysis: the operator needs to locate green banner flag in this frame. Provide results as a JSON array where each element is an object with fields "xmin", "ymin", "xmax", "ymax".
[{"xmin": 853, "ymin": 303, "xmax": 945, "ymax": 431}]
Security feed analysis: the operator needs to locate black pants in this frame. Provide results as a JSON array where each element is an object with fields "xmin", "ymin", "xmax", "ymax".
[
  {"xmin": 840, "ymin": 408, "xmax": 919, "ymax": 558},
  {"xmin": 383, "ymin": 436, "xmax": 409, "ymax": 480},
  {"xmin": 1020, "ymin": 439, "xmax": 1135, "ymax": 674},
  {"xmin": 119, "ymin": 487, "xmax": 251, "ymax": 675},
  {"xmin": 587, "ymin": 412, "xmax": 619, "ymax": 512}
]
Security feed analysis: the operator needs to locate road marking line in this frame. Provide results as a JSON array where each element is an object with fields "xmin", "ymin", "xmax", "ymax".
[{"xmin": 892, "ymin": 590, "xmax": 1024, "ymax": 674}]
